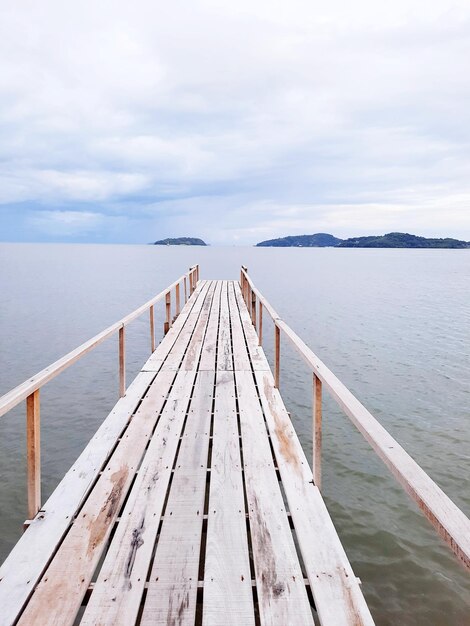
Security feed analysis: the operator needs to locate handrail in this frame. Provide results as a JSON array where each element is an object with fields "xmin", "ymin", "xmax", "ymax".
[
  {"xmin": 0, "ymin": 264, "xmax": 199, "ymax": 517},
  {"xmin": 240, "ymin": 266, "xmax": 470, "ymax": 571}
]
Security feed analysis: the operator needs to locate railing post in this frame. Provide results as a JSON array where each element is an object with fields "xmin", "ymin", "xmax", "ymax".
[
  {"xmin": 184, "ymin": 276, "xmax": 188, "ymax": 303},
  {"xmin": 259, "ymin": 301, "xmax": 263, "ymax": 346},
  {"xmin": 164, "ymin": 290, "xmax": 171, "ymax": 334},
  {"xmin": 175, "ymin": 283, "xmax": 181, "ymax": 317},
  {"xmin": 241, "ymin": 266, "xmax": 248, "ymax": 304},
  {"xmin": 251, "ymin": 291, "xmax": 257, "ymax": 327},
  {"xmin": 189, "ymin": 268, "xmax": 193, "ymax": 296},
  {"xmin": 26, "ymin": 389, "xmax": 41, "ymax": 519},
  {"xmin": 274, "ymin": 324, "xmax": 280, "ymax": 388},
  {"xmin": 149, "ymin": 305, "xmax": 155, "ymax": 353},
  {"xmin": 119, "ymin": 325, "xmax": 126, "ymax": 397},
  {"xmin": 313, "ymin": 373, "xmax": 322, "ymax": 490}
]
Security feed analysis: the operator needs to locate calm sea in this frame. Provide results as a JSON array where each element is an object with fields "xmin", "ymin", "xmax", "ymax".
[{"xmin": 0, "ymin": 243, "xmax": 469, "ymax": 625}]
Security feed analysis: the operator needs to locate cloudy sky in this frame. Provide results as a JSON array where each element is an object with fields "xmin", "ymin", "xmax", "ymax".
[{"xmin": 1, "ymin": 0, "xmax": 470, "ymax": 244}]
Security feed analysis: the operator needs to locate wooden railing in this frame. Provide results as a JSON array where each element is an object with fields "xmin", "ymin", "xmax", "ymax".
[
  {"xmin": 240, "ymin": 266, "xmax": 470, "ymax": 572},
  {"xmin": 0, "ymin": 265, "xmax": 199, "ymax": 519}
]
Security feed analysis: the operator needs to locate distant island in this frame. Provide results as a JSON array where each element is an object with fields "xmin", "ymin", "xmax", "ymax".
[
  {"xmin": 255, "ymin": 232, "xmax": 470, "ymax": 249},
  {"xmin": 339, "ymin": 232, "xmax": 470, "ymax": 248},
  {"xmin": 153, "ymin": 237, "xmax": 207, "ymax": 246},
  {"xmin": 256, "ymin": 233, "xmax": 343, "ymax": 247}
]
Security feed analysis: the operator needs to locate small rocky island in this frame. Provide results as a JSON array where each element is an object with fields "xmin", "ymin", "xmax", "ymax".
[
  {"xmin": 153, "ymin": 237, "xmax": 207, "ymax": 246},
  {"xmin": 256, "ymin": 232, "xmax": 470, "ymax": 248}
]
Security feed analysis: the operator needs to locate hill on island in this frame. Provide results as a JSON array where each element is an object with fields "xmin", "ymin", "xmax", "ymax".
[
  {"xmin": 256, "ymin": 233, "xmax": 343, "ymax": 247},
  {"xmin": 255, "ymin": 231, "xmax": 470, "ymax": 248},
  {"xmin": 153, "ymin": 237, "xmax": 207, "ymax": 246},
  {"xmin": 339, "ymin": 232, "xmax": 470, "ymax": 248}
]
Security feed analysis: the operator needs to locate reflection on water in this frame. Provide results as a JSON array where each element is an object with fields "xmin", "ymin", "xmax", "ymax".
[{"xmin": 0, "ymin": 243, "xmax": 469, "ymax": 624}]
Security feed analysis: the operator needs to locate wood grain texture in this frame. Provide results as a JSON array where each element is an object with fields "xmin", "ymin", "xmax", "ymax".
[
  {"xmin": 0, "ymin": 371, "xmax": 154, "ymax": 626},
  {"xmin": 255, "ymin": 369, "xmax": 375, "ymax": 626},
  {"xmin": 313, "ymin": 373, "xmax": 322, "ymax": 490},
  {"xmin": 236, "ymin": 371, "xmax": 315, "ymax": 626},
  {"xmin": 198, "ymin": 281, "xmax": 222, "ymax": 371},
  {"xmin": 217, "ymin": 282, "xmax": 233, "ymax": 371},
  {"xmin": 26, "ymin": 390, "xmax": 41, "ymax": 519},
  {"xmin": 143, "ymin": 281, "xmax": 210, "ymax": 372},
  {"xmin": 16, "ymin": 369, "xmax": 175, "ymax": 626},
  {"xmin": 80, "ymin": 372, "xmax": 196, "ymax": 626},
  {"xmin": 81, "ymin": 284, "xmax": 217, "ymax": 626},
  {"xmin": 203, "ymin": 371, "xmax": 255, "ymax": 626},
  {"xmin": 140, "ymin": 371, "xmax": 214, "ymax": 626}
]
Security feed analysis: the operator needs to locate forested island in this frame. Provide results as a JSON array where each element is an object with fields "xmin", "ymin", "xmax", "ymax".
[
  {"xmin": 256, "ymin": 232, "xmax": 470, "ymax": 248},
  {"xmin": 153, "ymin": 237, "xmax": 207, "ymax": 246},
  {"xmin": 256, "ymin": 233, "xmax": 342, "ymax": 247}
]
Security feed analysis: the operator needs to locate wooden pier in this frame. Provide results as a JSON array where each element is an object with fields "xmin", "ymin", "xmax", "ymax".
[{"xmin": 0, "ymin": 266, "xmax": 469, "ymax": 625}]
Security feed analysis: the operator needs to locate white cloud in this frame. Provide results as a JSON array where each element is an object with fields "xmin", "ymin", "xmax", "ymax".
[
  {"xmin": 0, "ymin": 0, "xmax": 470, "ymax": 242},
  {"xmin": 28, "ymin": 210, "xmax": 104, "ymax": 236}
]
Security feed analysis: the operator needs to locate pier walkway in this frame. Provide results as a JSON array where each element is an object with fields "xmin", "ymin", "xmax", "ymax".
[{"xmin": 1, "ymin": 266, "xmax": 469, "ymax": 625}]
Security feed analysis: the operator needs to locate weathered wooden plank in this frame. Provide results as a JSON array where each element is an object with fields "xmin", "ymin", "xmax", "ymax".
[
  {"xmin": 228, "ymin": 281, "xmax": 251, "ymax": 371},
  {"xmin": 181, "ymin": 283, "xmax": 216, "ymax": 372},
  {"xmin": 143, "ymin": 280, "xmax": 210, "ymax": 372},
  {"xmin": 140, "ymin": 371, "xmax": 214, "ymax": 626},
  {"xmin": 161, "ymin": 281, "xmax": 214, "ymax": 371},
  {"xmin": 17, "ymin": 280, "xmax": 218, "ymax": 626},
  {"xmin": 203, "ymin": 371, "xmax": 255, "ymax": 626},
  {"xmin": 233, "ymin": 283, "xmax": 269, "ymax": 370},
  {"xmin": 79, "ymin": 291, "xmax": 217, "ymax": 626},
  {"xmin": 254, "ymin": 369, "xmax": 375, "ymax": 626},
  {"xmin": 16, "ymin": 369, "xmax": 176, "ymax": 626},
  {"xmin": 236, "ymin": 370, "xmax": 315, "ymax": 626},
  {"xmin": 0, "ymin": 370, "xmax": 154, "ymax": 626},
  {"xmin": 198, "ymin": 280, "xmax": 222, "ymax": 371},
  {"xmin": 80, "ymin": 371, "xmax": 198, "ymax": 626},
  {"xmin": 217, "ymin": 282, "xmax": 233, "ymax": 371}
]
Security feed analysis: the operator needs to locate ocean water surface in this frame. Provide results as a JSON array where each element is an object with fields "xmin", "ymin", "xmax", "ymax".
[{"xmin": 0, "ymin": 243, "xmax": 469, "ymax": 625}]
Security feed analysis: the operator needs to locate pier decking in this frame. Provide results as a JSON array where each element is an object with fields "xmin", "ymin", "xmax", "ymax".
[
  {"xmin": 1, "ymin": 267, "xmax": 469, "ymax": 625},
  {"xmin": 0, "ymin": 278, "xmax": 372, "ymax": 625}
]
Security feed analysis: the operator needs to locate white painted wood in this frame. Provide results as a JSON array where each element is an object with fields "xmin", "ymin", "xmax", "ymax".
[
  {"xmin": 203, "ymin": 371, "xmax": 255, "ymax": 626},
  {"xmin": 254, "ymin": 369, "xmax": 375, "ymax": 626},
  {"xmin": 236, "ymin": 371, "xmax": 315, "ymax": 626},
  {"xmin": 0, "ymin": 370, "xmax": 154, "ymax": 626},
  {"xmin": 140, "ymin": 371, "xmax": 214, "ymax": 626},
  {"xmin": 16, "ymin": 370, "xmax": 176, "ymax": 626}
]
